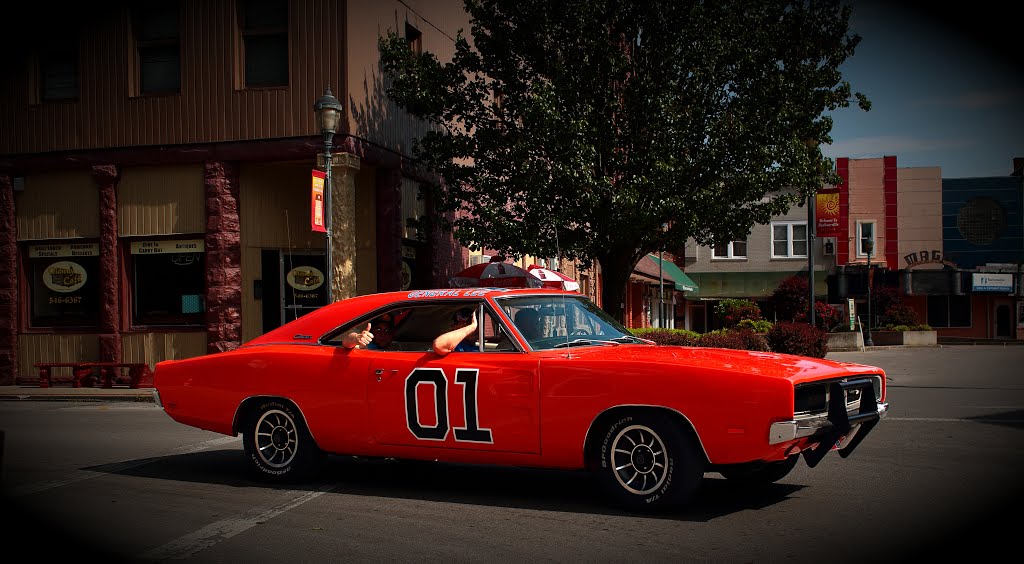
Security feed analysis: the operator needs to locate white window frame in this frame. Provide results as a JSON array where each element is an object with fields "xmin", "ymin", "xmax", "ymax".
[
  {"xmin": 771, "ymin": 221, "xmax": 808, "ymax": 258},
  {"xmin": 712, "ymin": 240, "xmax": 747, "ymax": 260},
  {"xmin": 856, "ymin": 220, "xmax": 877, "ymax": 258}
]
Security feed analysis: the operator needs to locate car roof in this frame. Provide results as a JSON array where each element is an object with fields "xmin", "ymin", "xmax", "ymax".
[{"xmin": 244, "ymin": 287, "xmax": 577, "ymax": 347}]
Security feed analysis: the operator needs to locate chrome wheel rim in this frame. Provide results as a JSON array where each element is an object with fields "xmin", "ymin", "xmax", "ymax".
[
  {"xmin": 610, "ymin": 424, "xmax": 668, "ymax": 495},
  {"xmin": 255, "ymin": 409, "xmax": 298, "ymax": 468}
]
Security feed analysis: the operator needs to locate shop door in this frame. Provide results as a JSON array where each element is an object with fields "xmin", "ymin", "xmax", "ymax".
[
  {"xmin": 996, "ymin": 304, "xmax": 1011, "ymax": 338},
  {"xmin": 282, "ymin": 252, "xmax": 328, "ymax": 324},
  {"xmin": 260, "ymin": 250, "xmax": 327, "ymax": 333}
]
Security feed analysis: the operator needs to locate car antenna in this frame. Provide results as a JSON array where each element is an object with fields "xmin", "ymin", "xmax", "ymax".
[{"xmin": 554, "ymin": 224, "xmax": 573, "ymax": 359}]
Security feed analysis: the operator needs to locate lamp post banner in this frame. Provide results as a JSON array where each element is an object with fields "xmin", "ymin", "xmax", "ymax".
[
  {"xmin": 311, "ymin": 169, "xmax": 326, "ymax": 233},
  {"xmin": 815, "ymin": 188, "xmax": 841, "ymax": 237}
]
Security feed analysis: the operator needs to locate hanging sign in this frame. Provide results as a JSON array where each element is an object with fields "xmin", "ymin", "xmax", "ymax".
[
  {"xmin": 311, "ymin": 169, "xmax": 326, "ymax": 233},
  {"xmin": 815, "ymin": 188, "xmax": 841, "ymax": 237},
  {"xmin": 43, "ymin": 261, "xmax": 88, "ymax": 293}
]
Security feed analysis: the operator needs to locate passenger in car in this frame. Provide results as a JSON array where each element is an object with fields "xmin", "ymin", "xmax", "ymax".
[
  {"xmin": 432, "ymin": 307, "xmax": 479, "ymax": 355},
  {"xmin": 341, "ymin": 316, "xmax": 395, "ymax": 350}
]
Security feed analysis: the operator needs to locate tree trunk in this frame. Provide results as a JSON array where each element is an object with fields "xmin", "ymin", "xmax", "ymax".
[{"xmin": 596, "ymin": 252, "xmax": 637, "ymax": 325}]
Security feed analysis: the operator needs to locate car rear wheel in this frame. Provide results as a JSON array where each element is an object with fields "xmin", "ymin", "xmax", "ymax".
[
  {"xmin": 243, "ymin": 400, "xmax": 323, "ymax": 482},
  {"xmin": 718, "ymin": 454, "xmax": 800, "ymax": 484},
  {"xmin": 592, "ymin": 412, "xmax": 704, "ymax": 512}
]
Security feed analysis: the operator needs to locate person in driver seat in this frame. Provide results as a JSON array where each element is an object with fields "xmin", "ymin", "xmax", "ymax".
[
  {"xmin": 514, "ymin": 308, "xmax": 543, "ymax": 341},
  {"xmin": 432, "ymin": 307, "xmax": 479, "ymax": 355}
]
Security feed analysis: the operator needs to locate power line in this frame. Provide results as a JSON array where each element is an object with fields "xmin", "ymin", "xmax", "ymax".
[{"xmin": 398, "ymin": 0, "xmax": 457, "ymax": 43}]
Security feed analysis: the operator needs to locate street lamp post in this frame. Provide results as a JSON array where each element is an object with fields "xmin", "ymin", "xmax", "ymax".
[
  {"xmin": 864, "ymin": 238, "xmax": 874, "ymax": 347},
  {"xmin": 658, "ymin": 223, "xmax": 669, "ymax": 328},
  {"xmin": 314, "ymin": 87, "xmax": 342, "ymax": 303}
]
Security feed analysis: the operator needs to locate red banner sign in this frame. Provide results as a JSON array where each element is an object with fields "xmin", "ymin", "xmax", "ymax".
[
  {"xmin": 311, "ymin": 170, "xmax": 326, "ymax": 233},
  {"xmin": 815, "ymin": 189, "xmax": 841, "ymax": 237}
]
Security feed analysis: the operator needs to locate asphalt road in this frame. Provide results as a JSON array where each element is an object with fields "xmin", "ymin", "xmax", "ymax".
[{"xmin": 1, "ymin": 345, "xmax": 1021, "ymax": 562}]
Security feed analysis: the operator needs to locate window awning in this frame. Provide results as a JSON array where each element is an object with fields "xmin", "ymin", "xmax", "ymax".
[
  {"xmin": 646, "ymin": 255, "xmax": 698, "ymax": 292},
  {"xmin": 685, "ymin": 271, "xmax": 827, "ymax": 299}
]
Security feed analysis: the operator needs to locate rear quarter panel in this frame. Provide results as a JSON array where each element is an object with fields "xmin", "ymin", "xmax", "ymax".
[{"xmin": 156, "ymin": 345, "xmax": 371, "ymax": 451}]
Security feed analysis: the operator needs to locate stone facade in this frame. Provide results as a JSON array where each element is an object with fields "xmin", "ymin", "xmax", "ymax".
[{"xmin": 204, "ymin": 161, "xmax": 243, "ymax": 354}]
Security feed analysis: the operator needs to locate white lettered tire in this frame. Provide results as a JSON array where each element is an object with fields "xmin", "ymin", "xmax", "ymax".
[
  {"xmin": 243, "ymin": 400, "xmax": 323, "ymax": 482},
  {"xmin": 593, "ymin": 411, "xmax": 704, "ymax": 512}
]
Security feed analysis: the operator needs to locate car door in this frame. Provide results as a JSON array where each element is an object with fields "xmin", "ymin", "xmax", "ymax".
[{"xmin": 367, "ymin": 335, "xmax": 540, "ymax": 455}]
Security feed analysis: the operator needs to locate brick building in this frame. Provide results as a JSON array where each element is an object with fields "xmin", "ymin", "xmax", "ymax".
[{"xmin": 0, "ymin": 1, "xmax": 470, "ymax": 385}]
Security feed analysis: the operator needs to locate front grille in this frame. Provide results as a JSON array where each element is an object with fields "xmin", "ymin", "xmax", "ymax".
[{"xmin": 794, "ymin": 375, "xmax": 881, "ymax": 416}]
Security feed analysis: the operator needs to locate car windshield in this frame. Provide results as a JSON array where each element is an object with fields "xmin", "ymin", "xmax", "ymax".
[{"xmin": 495, "ymin": 295, "xmax": 643, "ymax": 351}]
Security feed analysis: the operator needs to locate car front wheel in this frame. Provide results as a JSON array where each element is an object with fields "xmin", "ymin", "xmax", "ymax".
[
  {"xmin": 593, "ymin": 412, "xmax": 704, "ymax": 512},
  {"xmin": 243, "ymin": 400, "xmax": 323, "ymax": 482}
]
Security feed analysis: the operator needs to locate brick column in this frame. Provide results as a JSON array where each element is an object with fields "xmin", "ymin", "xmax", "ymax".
[
  {"xmin": 328, "ymin": 153, "xmax": 360, "ymax": 300},
  {"xmin": 92, "ymin": 165, "xmax": 122, "ymax": 364},
  {"xmin": 204, "ymin": 161, "xmax": 242, "ymax": 354},
  {"xmin": 0, "ymin": 175, "xmax": 17, "ymax": 384},
  {"xmin": 376, "ymin": 167, "xmax": 402, "ymax": 292}
]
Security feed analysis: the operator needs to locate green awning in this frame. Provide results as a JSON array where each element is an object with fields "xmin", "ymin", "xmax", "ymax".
[
  {"xmin": 647, "ymin": 255, "xmax": 698, "ymax": 292},
  {"xmin": 685, "ymin": 271, "xmax": 828, "ymax": 299}
]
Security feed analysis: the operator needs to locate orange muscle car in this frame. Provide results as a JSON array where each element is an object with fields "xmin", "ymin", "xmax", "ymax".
[{"xmin": 154, "ymin": 288, "xmax": 888, "ymax": 511}]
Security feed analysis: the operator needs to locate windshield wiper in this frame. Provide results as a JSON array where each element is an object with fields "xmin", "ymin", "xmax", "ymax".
[
  {"xmin": 610, "ymin": 336, "xmax": 648, "ymax": 344},
  {"xmin": 553, "ymin": 338, "xmax": 621, "ymax": 348}
]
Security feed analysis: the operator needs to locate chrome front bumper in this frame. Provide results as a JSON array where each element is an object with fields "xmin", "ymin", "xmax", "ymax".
[
  {"xmin": 769, "ymin": 377, "xmax": 887, "ymax": 468},
  {"xmin": 769, "ymin": 401, "xmax": 888, "ymax": 444}
]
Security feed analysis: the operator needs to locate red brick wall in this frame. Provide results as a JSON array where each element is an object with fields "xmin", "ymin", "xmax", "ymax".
[{"xmin": 0, "ymin": 175, "xmax": 16, "ymax": 384}]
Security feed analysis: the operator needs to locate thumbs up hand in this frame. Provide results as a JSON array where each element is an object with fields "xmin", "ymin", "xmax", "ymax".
[{"xmin": 358, "ymin": 323, "xmax": 374, "ymax": 346}]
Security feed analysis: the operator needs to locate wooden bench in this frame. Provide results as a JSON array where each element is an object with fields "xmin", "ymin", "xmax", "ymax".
[{"xmin": 34, "ymin": 362, "xmax": 154, "ymax": 389}]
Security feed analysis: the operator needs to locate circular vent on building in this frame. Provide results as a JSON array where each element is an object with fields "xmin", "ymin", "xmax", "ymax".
[{"xmin": 957, "ymin": 197, "xmax": 1006, "ymax": 246}]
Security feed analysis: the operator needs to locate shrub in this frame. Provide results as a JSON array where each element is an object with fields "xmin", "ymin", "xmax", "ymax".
[
  {"xmin": 771, "ymin": 275, "xmax": 809, "ymax": 322},
  {"xmin": 766, "ymin": 321, "xmax": 828, "ymax": 358},
  {"xmin": 737, "ymin": 318, "xmax": 773, "ymax": 333},
  {"xmin": 714, "ymin": 299, "xmax": 761, "ymax": 328},
  {"xmin": 631, "ymin": 328, "xmax": 700, "ymax": 346},
  {"xmin": 880, "ymin": 303, "xmax": 919, "ymax": 327},
  {"xmin": 696, "ymin": 330, "xmax": 746, "ymax": 350},
  {"xmin": 814, "ymin": 302, "xmax": 844, "ymax": 332},
  {"xmin": 881, "ymin": 323, "xmax": 933, "ymax": 332},
  {"xmin": 873, "ymin": 285, "xmax": 901, "ymax": 319},
  {"xmin": 729, "ymin": 328, "xmax": 771, "ymax": 352}
]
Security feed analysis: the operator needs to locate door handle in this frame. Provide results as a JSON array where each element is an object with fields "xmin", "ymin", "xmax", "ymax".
[{"xmin": 374, "ymin": 368, "xmax": 398, "ymax": 381}]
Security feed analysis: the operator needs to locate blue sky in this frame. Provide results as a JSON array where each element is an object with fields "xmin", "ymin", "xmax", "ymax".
[{"xmin": 823, "ymin": 1, "xmax": 1023, "ymax": 178}]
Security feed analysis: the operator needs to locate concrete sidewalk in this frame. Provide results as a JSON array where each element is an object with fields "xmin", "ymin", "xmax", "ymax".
[{"xmin": 0, "ymin": 385, "xmax": 155, "ymax": 402}]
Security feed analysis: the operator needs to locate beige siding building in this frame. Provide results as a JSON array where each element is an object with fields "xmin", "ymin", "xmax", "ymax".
[{"xmin": 0, "ymin": 1, "xmax": 470, "ymax": 385}]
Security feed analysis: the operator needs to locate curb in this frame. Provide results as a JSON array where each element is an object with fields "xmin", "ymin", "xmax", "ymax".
[{"xmin": 0, "ymin": 388, "xmax": 155, "ymax": 403}]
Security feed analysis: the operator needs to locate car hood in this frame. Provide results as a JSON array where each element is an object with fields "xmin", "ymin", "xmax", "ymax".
[{"xmin": 550, "ymin": 344, "xmax": 882, "ymax": 385}]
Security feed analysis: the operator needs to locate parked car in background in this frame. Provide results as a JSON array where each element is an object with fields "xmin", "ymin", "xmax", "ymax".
[{"xmin": 154, "ymin": 288, "xmax": 888, "ymax": 511}]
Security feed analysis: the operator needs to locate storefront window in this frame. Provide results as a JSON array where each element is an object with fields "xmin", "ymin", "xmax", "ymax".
[
  {"xmin": 26, "ymin": 242, "xmax": 101, "ymax": 328},
  {"xmin": 129, "ymin": 238, "xmax": 205, "ymax": 326},
  {"xmin": 927, "ymin": 295, "xmax": 971, "ymax": 328}
]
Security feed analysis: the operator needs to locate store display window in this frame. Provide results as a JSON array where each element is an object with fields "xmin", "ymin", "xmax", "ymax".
[
  {"xmin": 129, "ymin": 238, "xmax": 206, "ymax": 326},
  {"xmin": 26, "ymin": 242, "xmax": 101, "ymax": 328}
]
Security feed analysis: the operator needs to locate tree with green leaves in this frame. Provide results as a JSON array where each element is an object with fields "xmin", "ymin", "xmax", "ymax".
[{"xmin": 379, "ymin": 0, "xmax": 869, "ymax": 321}]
